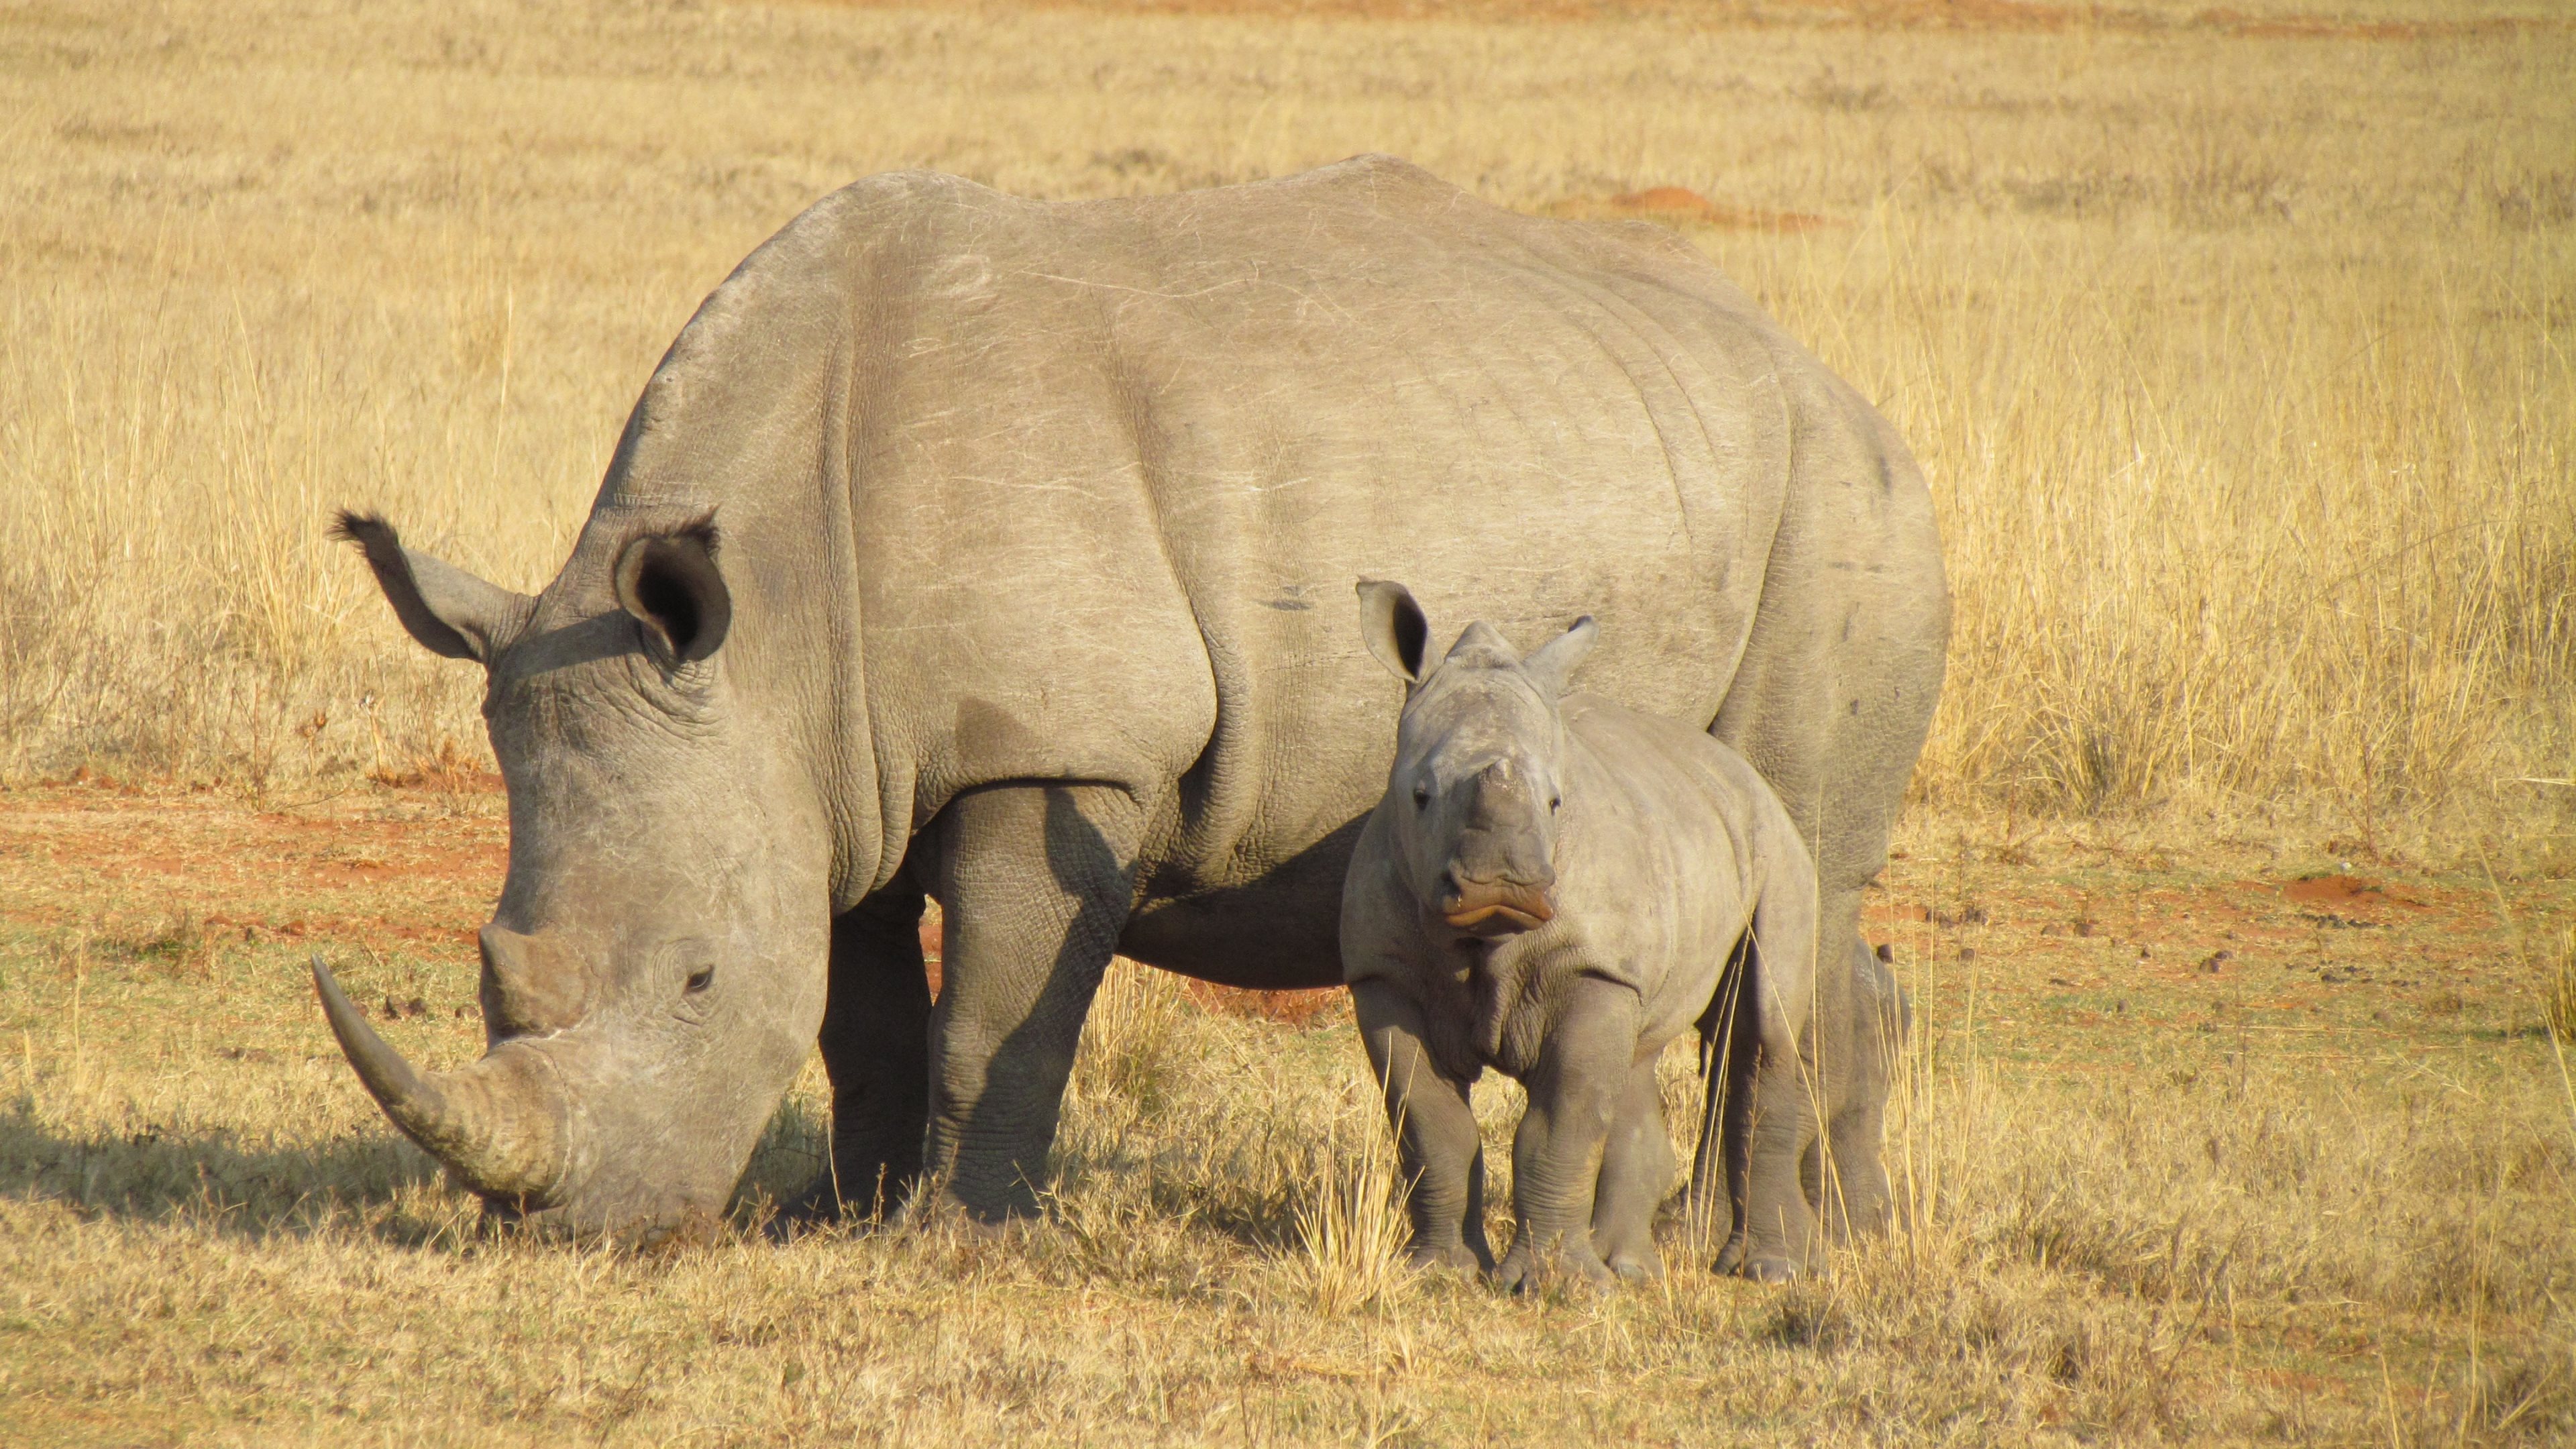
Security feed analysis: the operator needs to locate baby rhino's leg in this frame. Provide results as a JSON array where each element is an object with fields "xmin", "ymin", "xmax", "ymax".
[
  {"xmin": 1351, "ymin": 979, "xmax": 1492, "ymax": 1273},
  {"xmin": 1496, "ymin": 975, "xmax": 1637, "ymax": 1292},
  {"xmin": 1589, "ymin": 1055, "xmax": 1673, "ymax": 1281}
]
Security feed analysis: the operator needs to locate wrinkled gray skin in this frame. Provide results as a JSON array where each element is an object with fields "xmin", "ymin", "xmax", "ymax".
[
  {"xmin": 318, "ymin": 155, "xmax": 1946, "ymax": 1243},
  {"xmin": 1341, "ymin": 584, "xmax": 1824, "ymax": 1287}
]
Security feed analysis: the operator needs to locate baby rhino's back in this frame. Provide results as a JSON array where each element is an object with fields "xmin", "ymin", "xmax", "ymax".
[{"xmin": 1554, "ymin": 694, "xmax": 1803, "ymax": 1046}]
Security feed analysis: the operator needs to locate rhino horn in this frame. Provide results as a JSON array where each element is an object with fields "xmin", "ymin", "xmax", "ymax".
[{"xmin": 312, "ymin": 956, "xmax": 566, "ymax": 1203}]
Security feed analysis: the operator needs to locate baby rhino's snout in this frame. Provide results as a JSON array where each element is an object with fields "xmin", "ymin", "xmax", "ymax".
[{"xmin": 1438, "ymin": 760, "xmax": 1558, "ymax": 936}]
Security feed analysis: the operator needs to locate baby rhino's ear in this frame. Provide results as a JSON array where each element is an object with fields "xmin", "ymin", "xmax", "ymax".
[
  {"xmin": 1523, "ymin": 616, "xmax": 1597, "ymax": 696},
  {"xmin": 1355, "ymin": 578, "xmax": 1431, "ymax": 684}
]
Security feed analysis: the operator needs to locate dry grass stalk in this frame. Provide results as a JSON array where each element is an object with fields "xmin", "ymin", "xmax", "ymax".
[
  {"xmin": 1281, "ymin": 1116, "xmax": 1416, "ymax": 1316},
  {"xmin": 2539, "ymin": 924, "xmax": 2576, "ymax": 1047}
]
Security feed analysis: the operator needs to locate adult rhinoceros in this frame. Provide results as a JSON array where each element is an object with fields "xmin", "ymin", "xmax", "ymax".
[{"xmin": 317, "ymin": 155, "xmax": 1947, "ymax": 1242}]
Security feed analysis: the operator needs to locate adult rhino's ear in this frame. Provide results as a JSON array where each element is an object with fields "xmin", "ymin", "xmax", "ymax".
[
  {"xmin": 614, "ymin": 518, "xmax": 731, "ymax": 665},
  {"xmin": 332, "ymin": 512, "xmax": 529, "ymax": 665},
  {"xmin": 1355, "ymin": 578, "xmax": 1431, "ymax": 683},
  {"xmin": 1523, "ymin": 615, "xmax": 1597, "ymax": 697}
]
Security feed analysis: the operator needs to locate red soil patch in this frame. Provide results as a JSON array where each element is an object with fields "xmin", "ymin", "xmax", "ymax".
[
  {"xmin": 2282, "ymin": 874, "xmax": 2381, "ymax": 905},
  {"xmin": 1542, "ymin": 186, "xmax": 1837, "ymax": 233},
  {"xmin": 1182, "ymin": 980, "xmax": 1347, "ymax": 1026}
]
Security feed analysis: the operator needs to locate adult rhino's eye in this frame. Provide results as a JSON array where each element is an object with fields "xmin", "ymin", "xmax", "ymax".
[
  {"xmin": 1550, "ymin": 794, "xmax": 1562, "ymax": 812},
  {"xmin": 684, "ymin": 965, "xmax": 715, "ymax": 996}
]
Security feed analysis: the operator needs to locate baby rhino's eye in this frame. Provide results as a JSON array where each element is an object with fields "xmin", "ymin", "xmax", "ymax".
[{"xmin": 1411, "ymin": 782, "xmax": 1430, "ymax": 810}]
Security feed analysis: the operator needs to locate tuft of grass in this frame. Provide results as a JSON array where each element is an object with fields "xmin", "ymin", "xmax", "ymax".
[
  {"xmin": 2540, "ymin": 924, "xmax": 2576, "ymax": 1046},
  {"xmin": 1279, "ymin": 1118, "xmax": 1415, "ymax": 1317},
  {"xmin": 1071, "ymin": 960, "xmax": 1197, "ymax": 1120}
]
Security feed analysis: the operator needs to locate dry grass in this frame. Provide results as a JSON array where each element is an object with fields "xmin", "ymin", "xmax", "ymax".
[
  {"xmin": 4, "ymin": 1, "xmax": 2575, "ymax": 1444},
  {"xmin": 2, "ymin": 789, "xmax": 2572, "ymax": 1444},
  {"xmin": 2536, "ymin": 924, "xmax": 2576, "ymax": 1046},
  {"xmin": 1, "ymin": 0, "xmax": 2571, "ymax": 826}
]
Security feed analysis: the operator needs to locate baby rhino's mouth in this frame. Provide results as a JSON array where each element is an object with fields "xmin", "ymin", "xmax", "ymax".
[{"xmin": 1440, "ymin": 885, "xmax": 1554, "ymax": 937}]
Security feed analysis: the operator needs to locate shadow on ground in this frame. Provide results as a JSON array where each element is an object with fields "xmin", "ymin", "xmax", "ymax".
[
  {"xmin": 2, "ymin": 1091, "xmax": 847, "ymax": 1246},
  {"xmin": 0, "ymin": 1097, "xmax": 442, "ymax": 1238}
]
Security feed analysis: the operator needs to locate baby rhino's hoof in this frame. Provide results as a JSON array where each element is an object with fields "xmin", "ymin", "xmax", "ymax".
[
  {"xmin": 1405, "ymin": 1242, "xmax": 1486, "ymax": 1275},
  {"xmin": 1710, "ymin": 1238, "xmax": 1800, "ymax": 1283},
  {"xmin": 1605, "ymin": 1246, "xmax": 1664, "ymax": 1282},
  {"xmin": 1493, "ymin": 1244, "xmax": 1617, "ymax": 1295},
  {"xmin": 1737, "ymin": 1256, "xmax": 1800, "ymax": 1283}
]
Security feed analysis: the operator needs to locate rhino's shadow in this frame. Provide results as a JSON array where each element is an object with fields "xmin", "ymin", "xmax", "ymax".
[
  {"xmin": 0, "ymin": 1098, "xmax": 445, "ymax": 1240},
  {"xmin": 0, "ymin": 1091, "xmax": 838, "ymax": 1245}
]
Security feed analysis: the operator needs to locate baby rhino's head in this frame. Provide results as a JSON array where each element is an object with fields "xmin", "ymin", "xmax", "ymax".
[{"xmin": 1356, "ymin": 580, "xmax": 1596, "ymax": 941}]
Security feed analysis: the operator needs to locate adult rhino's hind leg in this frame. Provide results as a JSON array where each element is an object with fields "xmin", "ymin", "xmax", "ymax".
[
  {"xmin": 1711, "ymin": 388, "xmax": 1947, "ymax": 1246},
  {"xmin": 797, "ymin": 871, "xmax": 932, "ymax": 1222},
  {"xmin": 921, "ymin": 783, "xmax": 1144, "ymax": 1222},
  {"xmin": 1824, "ymin": 936, "xmax": 1907, "ymax": 1239}
]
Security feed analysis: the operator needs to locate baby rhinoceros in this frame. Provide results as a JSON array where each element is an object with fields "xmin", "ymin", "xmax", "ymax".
[{"xmin": 1340, "ymin": 580, "xmax": 1824, "ymax": 1287}]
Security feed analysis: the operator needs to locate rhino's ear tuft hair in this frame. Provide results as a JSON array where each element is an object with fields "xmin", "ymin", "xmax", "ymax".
[
  {"xmin": 615, "ymin": 517, "xmax": 732, "ymax": 665},
  {"xmin": 332, "ymin": 510, "xmax": 529, "ymax": 665},
  {"xmin": 1523, "ymin": 615, "xmax": 1597, "ymax": 696},
  {"xmin": 1356, "ymin": 578, "xmax": 1431, "ymax": 684}
]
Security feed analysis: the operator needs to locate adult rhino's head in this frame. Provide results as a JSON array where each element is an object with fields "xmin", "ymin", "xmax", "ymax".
[
  {"xmin": 1356, "ymin": 580, "xmax": 1595, "ymax": 941},
  {"xmin": 317, "ymin": 511, "xmax": 835, "ymax": 1242}
]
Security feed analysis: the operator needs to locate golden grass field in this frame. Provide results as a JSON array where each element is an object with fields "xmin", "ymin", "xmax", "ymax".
[{"xmin": 3, "ymin": 0, "xmax": 2573, "ymax": 1443}]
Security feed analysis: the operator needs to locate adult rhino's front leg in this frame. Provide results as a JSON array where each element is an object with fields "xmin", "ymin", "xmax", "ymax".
[
  {"xmin": 921, "ymin": 782, "xmax": 1144, "ymax": 1221},
  {"xmin": 800, "ymin": 872, "xmax": 932, "ymax": 1222}
]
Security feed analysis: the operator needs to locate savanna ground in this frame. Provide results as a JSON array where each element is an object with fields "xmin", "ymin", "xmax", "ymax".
[{"xmin": 2, "ymin": 0, "xmax": 2573, "ymax": 1442}]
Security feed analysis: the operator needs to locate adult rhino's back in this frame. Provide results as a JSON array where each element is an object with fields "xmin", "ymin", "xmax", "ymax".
[{"xmin": 652, "ymin": 157, "xmax": 1841, "ymax": 979}]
